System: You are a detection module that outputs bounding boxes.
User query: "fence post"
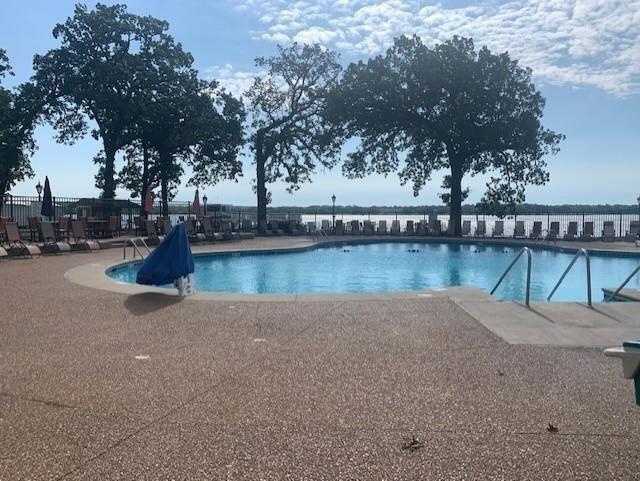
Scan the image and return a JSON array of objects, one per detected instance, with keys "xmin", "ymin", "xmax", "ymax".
[
  {"xmin": 52, "ymin": 196, "xmax": 56, "ymax": 221},
  {"xmin": 620, "ymin": 213, "xmax": 623, "ymax": 239}
]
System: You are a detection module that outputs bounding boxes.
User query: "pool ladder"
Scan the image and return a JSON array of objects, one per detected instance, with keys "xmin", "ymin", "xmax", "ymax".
[
  {"xmin": 491, "ymin": 247, "xmax": 532, "ymax": 306},
  {"xmin": 606, "ymin": 262, "xmax": 640, "ymax": 301},
  {"xmin": 123, "ymin": 237, "xmax": 151, "ymax": 259},
  {"xmin": 547, "ymin": 248, "xmax": 592, "ymax": 306}
]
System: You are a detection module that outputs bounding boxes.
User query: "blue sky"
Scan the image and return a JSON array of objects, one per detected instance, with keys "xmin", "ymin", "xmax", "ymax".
[{"xmin": 1, "ymin": 0, "xmax": 639, "ymax": 206}]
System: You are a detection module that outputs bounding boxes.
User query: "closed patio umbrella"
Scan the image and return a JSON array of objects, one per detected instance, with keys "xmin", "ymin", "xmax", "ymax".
[
  {"xmin": 40, "ymin": 176, "xmax": 54, "ymax": 218},
  {"xmin": 192, "ymin": 189, "xmax": 202, "ymax": 216}
]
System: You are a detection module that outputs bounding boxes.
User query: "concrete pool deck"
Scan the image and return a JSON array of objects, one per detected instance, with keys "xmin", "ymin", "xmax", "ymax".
[{"xmin": 2, "ymin": 236, "xmax": 640, "ymax": 479}]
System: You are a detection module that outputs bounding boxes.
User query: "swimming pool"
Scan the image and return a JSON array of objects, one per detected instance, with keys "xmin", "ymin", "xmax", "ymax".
[{"xmin": 107, "ymin": 242, "xmax": 640, "ymax": 301}]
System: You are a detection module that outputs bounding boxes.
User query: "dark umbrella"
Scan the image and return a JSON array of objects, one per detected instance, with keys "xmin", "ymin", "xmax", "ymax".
[{"xmin": 40, "ymin": 176, "xmax": 54, "ymax": 218}]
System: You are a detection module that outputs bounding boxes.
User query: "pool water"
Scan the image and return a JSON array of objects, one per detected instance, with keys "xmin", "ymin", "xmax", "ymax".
[{"xmin": 108, "ymin": 242, "xmax": 640, "ymax": 301}]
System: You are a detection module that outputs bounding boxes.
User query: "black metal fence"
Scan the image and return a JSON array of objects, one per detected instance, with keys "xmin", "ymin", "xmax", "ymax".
[{"xmin": 2, "ymin": 194, "xmax": 639, "ymax": 239}]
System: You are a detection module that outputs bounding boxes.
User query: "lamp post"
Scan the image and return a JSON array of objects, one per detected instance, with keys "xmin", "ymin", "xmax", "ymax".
[
  {"xmin": 331, "ymin": 194, "xmax": 336, "ymax": 232},
  {"xmin": 203, "ymin": 194, "xmax": 208, "ymax": 216},
  {"xmin": 36, "ymin": 180, "xmax": 43, "ymax": 202}
]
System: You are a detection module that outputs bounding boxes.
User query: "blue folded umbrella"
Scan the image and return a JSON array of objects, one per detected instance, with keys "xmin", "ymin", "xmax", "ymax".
[{"xmin": 136, "ymin": 222, "xmax": 195, "ymax": 286}]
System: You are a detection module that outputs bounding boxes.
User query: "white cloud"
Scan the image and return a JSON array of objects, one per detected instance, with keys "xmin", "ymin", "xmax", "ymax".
[
  {"xmin": 203, "ymin": 64, "xmax": 260, "ymax": 98},
  {"xmin": 226, "ymin": 0, "xmax": 640, "ymax": 96}
]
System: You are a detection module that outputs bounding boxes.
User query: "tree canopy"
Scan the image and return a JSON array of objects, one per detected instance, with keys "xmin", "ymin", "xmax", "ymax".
[
  {"xmin": 246, "ymin": 43, "xmax": 343, "ymax": 230},
  {"xmin": 32, "ymin": 2, "xmax": 194, "ymax": 199},
  {"xmin": 0, "ymin": 50, "xmax": 39, "ymax": 207},
  {"xmin": 327, "ymin": 35, "xmax": 564, "ymax": 234}
]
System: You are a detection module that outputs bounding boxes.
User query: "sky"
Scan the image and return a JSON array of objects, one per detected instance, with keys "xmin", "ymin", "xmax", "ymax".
[{"xmin": 1, "ymin": 0, "xmax": 639, "ymax": 206}]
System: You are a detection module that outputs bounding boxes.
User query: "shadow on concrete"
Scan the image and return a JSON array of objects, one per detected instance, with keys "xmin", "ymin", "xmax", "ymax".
[{"xmin": 124, "ymin": 292, "xmax": 184, "ymax": 316}]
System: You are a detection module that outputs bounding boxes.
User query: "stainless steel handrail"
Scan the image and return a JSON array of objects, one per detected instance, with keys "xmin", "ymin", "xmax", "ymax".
[
  {"xmin": 490, "ymin": 247, "xmax": 532, "ymax": 306},
  {"xmin": 547, "ymin": 248, "xmax": 592, "ymax": 306},
  {"xmin": 123, "ymin": 237, "xmax": 151, "ymax": 260},
  {"xmin": 608, "ymin": 264, "xmax": 640, "ymax": 301}
]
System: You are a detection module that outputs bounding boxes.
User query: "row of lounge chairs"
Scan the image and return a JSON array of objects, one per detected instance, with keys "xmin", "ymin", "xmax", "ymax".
[{"xmin": 0, "ymin": 219, "xmax": 99, "ymax": 257}]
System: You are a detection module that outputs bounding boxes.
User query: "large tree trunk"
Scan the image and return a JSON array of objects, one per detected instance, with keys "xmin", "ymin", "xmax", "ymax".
[
  {"xmin": 140, "ymin": 145, "xmax": 150, "ymax": 218},
  {"xmin": 102, "ymin": 145, "xmax": 117, "ymax": 199},
  {"xmin": 159, "ymin": 150, "xmax": 171, "ymax": 217},
  {"xmin": 255, "ymin": 130, "xmax": 268, "ymax": 234},
  {"xmin": 449, "ymin": 161, "xmax": 463, "ymax": 236}
]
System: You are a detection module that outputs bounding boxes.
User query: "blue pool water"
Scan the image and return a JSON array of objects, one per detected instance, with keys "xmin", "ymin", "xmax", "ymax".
[{"xmin": 107, "ymin": 242, "xmax": 640, "ymax": 301}]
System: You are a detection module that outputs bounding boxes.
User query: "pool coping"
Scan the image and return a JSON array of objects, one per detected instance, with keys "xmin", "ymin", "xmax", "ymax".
[{"xmin": 64, "ymin": 236, "xmax": 640, "ymax": 302}]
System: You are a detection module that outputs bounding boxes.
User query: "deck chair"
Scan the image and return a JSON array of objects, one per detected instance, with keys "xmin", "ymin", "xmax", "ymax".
[
  {"xmin": 39, "ymin": 221, "xmax": 64, "ymax": 254},
  {"xmin": 241, "ymin": 219, "xmax": 253, "ymax": 232},
  {"xmin": 529, "ymin": 221, "xmax": 542, "ymax": 240},
  {"xmin": 564, "ymin": 221, "xmax": 578, "ymax": 240},
  {"xmin": 391, "ymin": 220, "xmax": 401, "ymax": 234},
  {"xmin": 431, "ymin": 220, "xmax": 442, "ymax": 236},
  {"xmin": 427, "ymin": 214, "xmax": 438, "ymax": 235},
  {"xmin": 475, "ymin": 220, "xmax": 486, "ymax": 237},
  {"xmin": 27, "ymin": 216, "xmax": 40, "ymax": 241},
  {"xmin": 107, "ymin": 216, "xmax": 121, "ymax": 238},
  {"xmin": 363, "ymin": 220, "xmax": 374, "ymax": 235},
  {"xmin": 405, "ymin": 220, "xmax": 414, "ymax": 235},
  {"xmin": 546, "ymin": 221, "xmax": 560, "ymax": 241},
  {"xmin": 307, "ymin": 222, "xmax": 317, "ymax": 234},
  {"xmin": 625, "ymin": 221, "xmax": 640, "ymax": 242},
  {"xmin": 462, "ymin": 220, "xmax": 471, "ymax": 236},
  {"xmin": 4, "ymin": 222, "xmax": 34, "ymax": 257},
  {"xmin": 268, "ymin": 221, "xmax": 283, "ymax": 235},
  {"xmin": 602, "ymin": 221, "xmax": 615, "ymax": 242},
  {"xmin": 133, "ymin": 216, "xmax": 143, "ymax": 236},
  {"xmin": 350, "ymin": 220, "xmax": 360, "ymax": 234},
  {"xmin": 335, "ymin": 219, "xmax": 344, "ymax": 235},
  {"xmin": 320, "ymin": 220, "xmax": 330, "ymax": 233},
  {"xmin": 288, "ymin": 220, "xmax": 300, "ymax": 235},
  {"xmin": 580, "ymin": 221, "xmax": 594, "ymax": 241},
  {"xmin": 161, "ymin": 218, "xmax": 172, "ymax": 236},
  {"xmin": 415, "ymin": 221, "xmax": 427, "ymax": 235},
  {"xmin": 201, "ymin": 217, "xmax": 219, "ymax": 242},
  {"xmin": 184, "ymin": 218, "xmax": 204, "ymax": 243},
  {"xmin": 514, "ymin": 220, "xmax": 525, "ymax": 238},
  {"xmin": 70, "ymin": 220, "xmax": 91, "ymax": 251},
  {"xmin": 378, "ymin": 220, "xmax": 387, "ymax": 234},
  {"xmin": 492, "ymin": 220, "xmax": 504, "ymax": 237},
  {"xmin": 144, "ymin": 219, "xmax": 161, "ymax": 244}
]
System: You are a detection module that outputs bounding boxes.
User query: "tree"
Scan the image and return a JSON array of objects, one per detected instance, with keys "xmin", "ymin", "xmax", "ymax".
[
  {"xmin": 327, "ymin": 35, "xmax": 564, "ymax": 235},
  {"xmin": 32, "ymin": 3, "xmax": 193, "ymax": 198},
  {"xmin": 246, "ymin": 43, "xmax": 343, "ymax": 232},
  {"xmin": 0, "ymin": 50, "xmax": 39, "ymax": 208}
]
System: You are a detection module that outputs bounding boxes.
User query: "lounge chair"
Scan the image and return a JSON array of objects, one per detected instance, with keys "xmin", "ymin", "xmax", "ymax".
[
  {"xmin": 351, "ymin": 220, "xmax": 360, "ymax": 234},
  {"xmin": 107, "ymin": 216, "xmax": 121, "ymax": 238},
  {"xmin": 268, "ymin": 221, "xmax": 283, "ymax": 235},
  {"xmin": 133, "ymin": 216, "xmax": 143, "ymax": 236},
  {"xmin": 201, "ymin": 217, "xmax": 220, "ymax": 242},
  {"xmin": 462, "ymin": 220, "xmax": 471, "ymax": 236},
  {"xmin": 391, "ymin": 220, "xmax": 401, "ymax": 234},
  {"xmin": 363, "ymin": 220, "xmax": 374, "ymax": 235},
  {"xmin": 529, "ymin": 221, "xmax": 542, "ymax": 240},
  {"xmin": 625, "ymin": 221, "xmax": 640, "ymax": 242},
  {"xmin": 602, "ymin": 221, "xmax": 615, "ymax": 242},
  {"xmin": 427, "ymin": 214, "xmax": 438, "ymax": 235},
  {"xmin": 184, "ymin": 218, "xmax": 205, "ymax": 243},
  {"xmin": 580, "ymin": 221, "xmax": 594, "ymax": 241},
  {"xmin": 144, "ymin": 219, "xmax": 161, "ymax": 244},
  {"xmin": 415, "ymin": 221, "xmax": 427, "ymax": 235},
  {"xmin": 475, "ymin": 220, "xmax": 486, "ymax": 237},
  {"xmin": 492, "ymin": 220, "xmax": 504, "ymax": 237},
  {"xmin": 27, "ymin": 216, "xmax": 40, "ymax": 241},
  {"xmin": 161, "ymin": 218, "xmax": 172, "ymax": 236},
  {"xmin": 335, "ymin": 219, "xmax": 344, "ymax": 235},
  {"xmin": 320, "ymin": 220, "xmax": 330, "ymax": 233},
  {"xmin": 307, "ymin": 222, "xmax": 317, "ymax": 235},
  {"xmin": 378, "ymin": 220, "xmax": 387, "ymax": 234},
  {"xmin": 564, "ymin": 222, "xmax": 578, "ymax": 241},
  {"xmin": 432, "ymin": 220, "xmax": 443, "ymax": 236},
  {"xmin": 241, "ymin": 219, "xmax": 254, "ymax": 233},
  {"xmin": 546, "ymin": 221, "xmax": 560, "ymax": 241},
  {"xmin": 39, "ymin": 221, "xmax": 67, "ymax": 254},
  {"xmin": 3, "ymin": 222, "xmax": 35, "ymax": 257},
  {"xmin": 514, "ymin": 220, "xmax": 525, "ymax": 238},
  {"xmin": 70, "ymin": 220, "xmax": 93, "ymax": 251},
  {"xmin": 405, "ymin": 220, "xmax": 414, "ymax": 235}
]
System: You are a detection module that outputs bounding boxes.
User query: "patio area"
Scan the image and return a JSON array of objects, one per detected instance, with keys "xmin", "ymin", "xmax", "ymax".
[{"xmin": 1, "ymin": 242, "xmax": 639, "ymax": 480}]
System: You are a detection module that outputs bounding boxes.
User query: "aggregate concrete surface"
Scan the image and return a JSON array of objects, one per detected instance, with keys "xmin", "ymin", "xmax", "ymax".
[{"xmin": 1, "ymin": 245, "xmax": 638, "ymax": 480}]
